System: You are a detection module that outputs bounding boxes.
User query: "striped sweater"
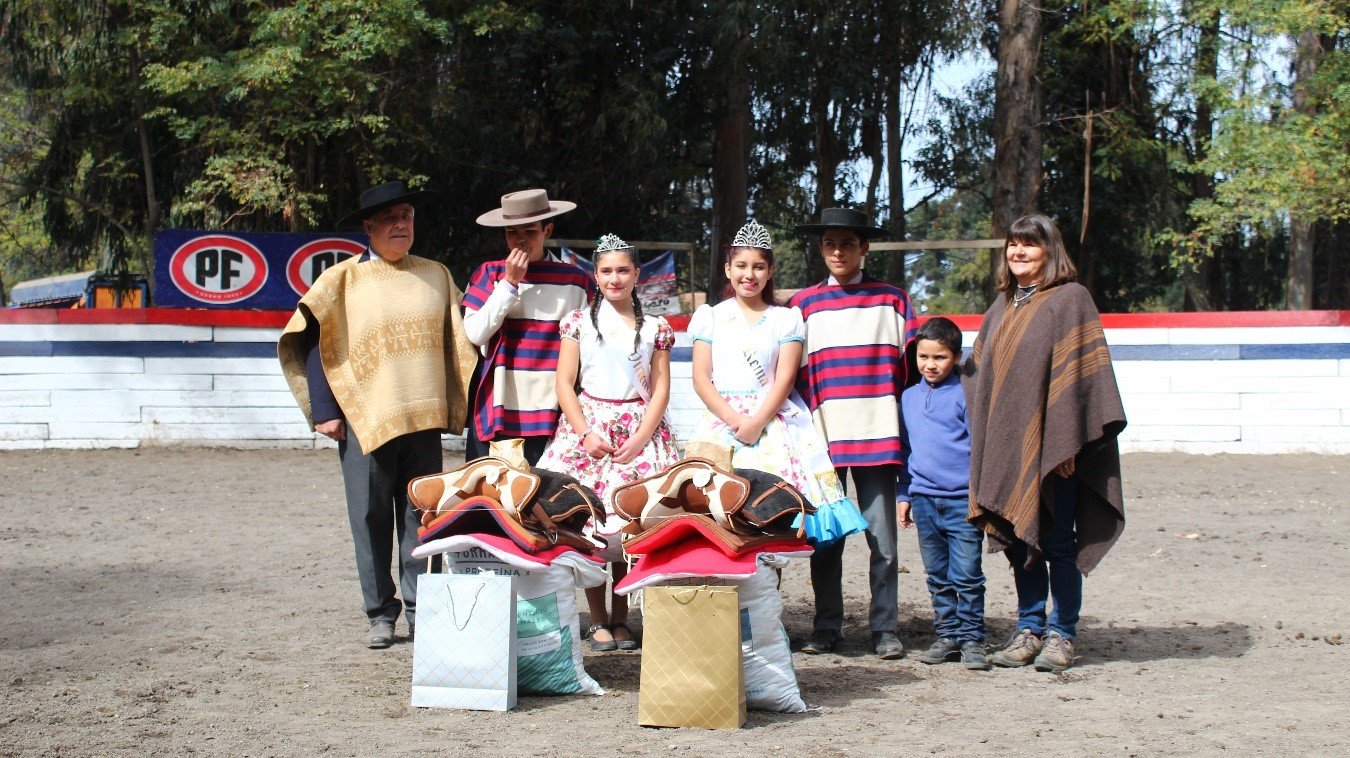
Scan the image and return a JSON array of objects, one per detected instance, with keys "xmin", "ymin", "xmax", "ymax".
[
  {"xmin": 789, "ymin": 274, "xmax": 920, "ymax": 467},
  {"xmin": 463, "ymin": 259, "xmax": 593, "ymax": 440}
]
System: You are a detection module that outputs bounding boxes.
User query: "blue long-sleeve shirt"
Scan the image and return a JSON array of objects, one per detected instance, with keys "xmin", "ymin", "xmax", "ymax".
[{"xmin": 898, "ymin": 372, "xmax": 971, "ymax": 500}]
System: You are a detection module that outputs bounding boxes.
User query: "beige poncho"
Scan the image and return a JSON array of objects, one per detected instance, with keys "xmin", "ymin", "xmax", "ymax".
[
  {"xmin": 278, "ymin": 254, "xmax": 477, "ymax": 454},
  {"xmin": 963, "ymin": 282, "xmax": 1127, "ymax": 574}
]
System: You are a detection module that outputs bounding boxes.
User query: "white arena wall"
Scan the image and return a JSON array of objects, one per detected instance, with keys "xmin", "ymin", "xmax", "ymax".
[{"xmin": 2, "ymin": 309, "xmax": 1348, "ymax": 454}]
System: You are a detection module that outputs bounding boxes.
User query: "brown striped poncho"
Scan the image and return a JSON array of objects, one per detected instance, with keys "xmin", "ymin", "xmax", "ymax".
[{"xmin": 962, "ymin": 282, "xmax": 1127, "ymax": 574}]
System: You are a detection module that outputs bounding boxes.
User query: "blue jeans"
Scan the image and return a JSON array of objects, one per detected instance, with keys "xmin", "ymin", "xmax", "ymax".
[
  {"xmin": 1005, "ymin": 475, "xmax": 1081, "ymax": 639},
  {"xmin": 912, "ymin": 494, "xmax": 985, "ymax": 642}
]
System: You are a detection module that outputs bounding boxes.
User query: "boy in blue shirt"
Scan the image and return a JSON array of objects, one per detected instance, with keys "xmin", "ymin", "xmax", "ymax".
[{"xmin": 897, "ymin": 317, "xmax": 990, "ymax": 670}]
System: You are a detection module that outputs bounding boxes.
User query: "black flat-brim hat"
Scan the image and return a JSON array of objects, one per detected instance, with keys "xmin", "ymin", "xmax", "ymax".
[
  {"xmin": 793, "ymin": 207, "xmax": 890, "ymax": 240},
  {"xmin": 336, "ymin": 181, "xmax": 437, "ymax": 229}
]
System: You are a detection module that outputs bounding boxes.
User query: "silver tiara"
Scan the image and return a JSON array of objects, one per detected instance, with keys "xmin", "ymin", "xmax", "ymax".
[
  {"xmin": 594, "ymin": 233, "xmax": 633, "ymax": 253},
  {"xmin": 732, "ymin": 219, "xmax": 772, "ymax": 250}
]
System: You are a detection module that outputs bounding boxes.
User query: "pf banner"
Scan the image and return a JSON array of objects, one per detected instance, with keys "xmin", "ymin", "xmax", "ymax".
[
  {"xmin": 154, "ymin": 229, "xmax": 368, "ymax": 309},
  {"xmin": 558, "ymin": 248, "xmax": 679, "ymax": 315}
]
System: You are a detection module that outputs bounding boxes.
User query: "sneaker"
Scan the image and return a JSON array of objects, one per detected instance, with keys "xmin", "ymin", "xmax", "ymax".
[
  {"xmin": 915, "ymin": 638, "xmax": 961, "ymax": 665},
  {"xmin": 871, "ymin": 631, "xmax": 905, "ymax": 660},
  {"xmin": 961, "ymin": 641, "xmax": 992, "ymax": 670},
  {"xmin": 368, "ymin": 621, "xmax": 395, "ymax": 649},
  {"xmin": 800, "ymin": 629, "xmax": 841, "ymax": 654},
  {"xmin": 990, "ymin": 629, "xmax": 1043, "ymax": 667},
  {"xmin": 1034, "ymin": 632, "xmax": 1075, "ymax": 673}
]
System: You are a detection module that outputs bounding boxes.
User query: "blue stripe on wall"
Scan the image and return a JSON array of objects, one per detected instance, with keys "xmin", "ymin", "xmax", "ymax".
[
  {"xmin": 1107, "ymin": 344, "xmax": 1241, "ymax": 361},
  {"xmin": 0, "ymin": 343, "xmax": 53, "ymax": 357},
  {"xmin": 1239, "ymin": 343, "xmax": 1350, "ymax": 360},
  {"xmin": 0, "ymin": 341, "xmax": 278, "ymax": 358}
]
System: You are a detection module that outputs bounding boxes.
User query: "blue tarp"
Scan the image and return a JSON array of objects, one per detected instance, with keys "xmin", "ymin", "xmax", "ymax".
[{"xmin": 8, "ymin": 271, "xmax": 97, "ymax": 308}]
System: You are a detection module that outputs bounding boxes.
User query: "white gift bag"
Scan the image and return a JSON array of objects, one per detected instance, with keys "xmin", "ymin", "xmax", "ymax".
[
  {"xmin": 447, "ymin": 550, "xmax": 605, "ymax": 695},
  {"xmin": 411, "ymin": 571, "xmax": 518, "ymax": 711}
]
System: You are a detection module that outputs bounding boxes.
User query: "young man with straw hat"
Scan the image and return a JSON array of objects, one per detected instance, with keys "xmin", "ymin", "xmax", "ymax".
[
  {"xmin": 788, "ymin": 207, "xmax": 920, "ymax": 660},
  {"xmin": 278, "ymin": 181, "xmax": 477, "ymax": 649},
  {"xmin": 463, "ymin": 189, "xmax": 594, "ymax": 463}
]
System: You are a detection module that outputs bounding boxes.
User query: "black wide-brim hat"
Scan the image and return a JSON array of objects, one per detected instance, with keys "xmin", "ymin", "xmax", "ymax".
[
  {"xmin": 793, "ymin": 207, "xmax": 890, "ymax": 240},
  {"xmin": 336, "ymin": 180, "xmax": 437, "ymax": 229}
]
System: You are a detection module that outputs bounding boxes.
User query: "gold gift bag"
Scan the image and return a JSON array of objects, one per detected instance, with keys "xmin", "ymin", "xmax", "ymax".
[
  {"xmin": 638, "ymin": 586, "xmax": 746, "ymax": 729},
  {"xmin": 683, "ymin": 440, "xmax": 733, "ymax": 470}
]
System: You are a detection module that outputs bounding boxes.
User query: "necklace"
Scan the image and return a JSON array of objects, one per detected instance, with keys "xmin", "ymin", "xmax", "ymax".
[{"xmin": 1013, "ymin": 283, "xmax": 1038, "ymax": 308}]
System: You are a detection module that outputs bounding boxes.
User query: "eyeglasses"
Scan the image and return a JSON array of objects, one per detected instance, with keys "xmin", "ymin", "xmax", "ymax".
[{"xmin": 821, "ymin": 239, "xmax": 860, "ymax": 253}]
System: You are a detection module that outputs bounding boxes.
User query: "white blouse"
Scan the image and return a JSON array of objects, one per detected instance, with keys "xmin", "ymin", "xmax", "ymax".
[
  {"xmin": 561, "ymin": 301, "xmax": 674, "ymax": 401},
  {"xmin": 688, "ymin": 300, "xmax": 808, "ymax": 414}
]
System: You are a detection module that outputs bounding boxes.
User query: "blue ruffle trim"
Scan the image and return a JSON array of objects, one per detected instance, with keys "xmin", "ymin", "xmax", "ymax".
[{"xmin": 793, "ymin": 497, "xmax": 868, "ymax": 548}]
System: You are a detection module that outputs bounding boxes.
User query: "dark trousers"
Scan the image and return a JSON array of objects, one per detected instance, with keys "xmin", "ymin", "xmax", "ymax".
[
  {"xmin": 810, "ymin": 465, "xmax": 900, "ymax": 633},
  {"xmin": 1006, "ymin": 475, "xmax": 1082, "ymax": 639},
  {"xmin": 337, "ymin": 428, "xmax": 443, "ymax": 626}
]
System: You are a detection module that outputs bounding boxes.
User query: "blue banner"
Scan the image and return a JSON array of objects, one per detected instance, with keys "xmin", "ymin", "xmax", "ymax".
[{"xmin": 154, "ymin": 229, "xmax": 368, "ymax": 309}]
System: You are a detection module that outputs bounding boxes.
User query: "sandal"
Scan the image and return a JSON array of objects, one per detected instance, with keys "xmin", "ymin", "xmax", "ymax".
[
  {"xmin": 586, "ymin": 624, "xmax": 617, "ymax": 652},
  {"xmin": 611, "ymin": 622, "xmax": 639, "ymax": 651}
]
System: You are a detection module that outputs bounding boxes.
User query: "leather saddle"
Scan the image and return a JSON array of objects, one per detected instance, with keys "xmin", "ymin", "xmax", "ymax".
[
  {"xmin": 408, "ymin": 457, "xmax": 604, "ymax": 554},
  {"xmin": 611, "ymin": 458, "xmax": 813, "ymax": 557},
  {"xmin": 409, "ymin": 456, "xmax": 540, "ymax": 527}
]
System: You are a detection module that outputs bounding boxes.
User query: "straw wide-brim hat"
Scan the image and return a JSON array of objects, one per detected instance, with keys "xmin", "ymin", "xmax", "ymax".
[
  {"xmin": 336, "ymin": 180, "xmax": 436, "ymax": 229},
  {"xmin": 793, "ymin": 207, "xmax": 890, "ymax": 240},
  {"xmin": 476, "ymin": 189, "xmax": 577, "ymax": 227}
]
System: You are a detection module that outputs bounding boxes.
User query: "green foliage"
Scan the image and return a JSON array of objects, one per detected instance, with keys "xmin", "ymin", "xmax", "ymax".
[{"xmin": 5, "ymin": 0, "xmax": 1345, "ymax": 310}]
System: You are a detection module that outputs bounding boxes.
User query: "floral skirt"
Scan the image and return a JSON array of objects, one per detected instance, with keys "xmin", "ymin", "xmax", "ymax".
[
  {"xmin": 689, "ymin": 394, "xmax": 866, "ymax": 547},
  {"xmin": 536, "ymin": 392, "xmax": 681, "ymax": 549}
]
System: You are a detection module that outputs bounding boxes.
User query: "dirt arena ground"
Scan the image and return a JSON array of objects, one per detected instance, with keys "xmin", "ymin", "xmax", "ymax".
[{"xmin": 1, "ymin": 449, "xmax": 1346, "ymax": 756}]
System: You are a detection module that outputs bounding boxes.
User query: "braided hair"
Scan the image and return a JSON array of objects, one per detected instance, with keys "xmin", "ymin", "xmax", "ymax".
[
  {"xmin": 590, "ymin": 246, "xmax": 644, "ymax": 356},
  {"xmin": 630, "ymin": 288, "xmax": 645, "ymax": 358}
]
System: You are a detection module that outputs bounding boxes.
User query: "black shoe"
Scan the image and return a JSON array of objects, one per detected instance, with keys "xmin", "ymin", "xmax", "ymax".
[
  {"xmin": 961, "ymin": 641, "xmax": 991, "ymax": 670},
  {"xmin": 586, "ymin": 624, "xmax": 617, "ymax": 652},
  {"xmin": 407, "ymin": 622, "xmax": 415, "ymax": 642},
  {"xmin": 800, "ymin": 629, "xmax": 841, "ymax": 654},
  {"xmin": 916, "ymin": 637, "xmax": 961, "ymax": 665},
  {"xmin": 368, "ymin": 621, "xmax": 395, "ymax": 649},
  {"xmin": 871, "ymin": 631, "xmax": 905, "ymax": 660},
  {"xmin": 611, "ymin": 622, "xmax": 639, "ymax": 651}
]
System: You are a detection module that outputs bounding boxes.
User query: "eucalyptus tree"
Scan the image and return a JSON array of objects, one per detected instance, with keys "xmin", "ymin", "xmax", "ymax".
[{"xmin": 1179, "ymin": 0, "xmax": 1350, "ymax": 309}]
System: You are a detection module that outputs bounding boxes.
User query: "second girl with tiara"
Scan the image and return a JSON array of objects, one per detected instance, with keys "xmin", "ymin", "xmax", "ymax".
[{"xmin": 686, "ymin": 220, "xmax": 867, "ymax": 546}]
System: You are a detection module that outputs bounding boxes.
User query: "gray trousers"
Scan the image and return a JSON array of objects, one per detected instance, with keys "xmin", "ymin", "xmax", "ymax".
[
  {"xmin": 337, "ymin": 428, "xmax": 442, "ymax": 626},
  {"xmin": 809, "ymin": 465, "xmax": 900, "ymax": 633}
]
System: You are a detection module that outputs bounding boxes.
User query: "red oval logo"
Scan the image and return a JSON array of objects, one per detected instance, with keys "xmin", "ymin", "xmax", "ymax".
[
  {"xmin": 287, "ymin": 238, "xmax": 366, "ymax": 296},
  {"xmin": 168, "ymin": 235, "xmax": 268, "ymax": 304}
]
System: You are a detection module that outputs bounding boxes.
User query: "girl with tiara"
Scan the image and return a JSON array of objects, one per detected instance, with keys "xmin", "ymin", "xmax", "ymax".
[
  {"xmin": 536, "ymin": 234, "xmax": 680, "ymax": 652},
  {"xmin": 687, "ymin": 220, "xmax": 867, "ymax": 547}
]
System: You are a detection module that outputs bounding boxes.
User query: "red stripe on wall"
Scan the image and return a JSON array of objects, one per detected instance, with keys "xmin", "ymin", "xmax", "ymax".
[{"xmin": 1, "ymin": 309, "xmax": 1346, "ymax": 330}]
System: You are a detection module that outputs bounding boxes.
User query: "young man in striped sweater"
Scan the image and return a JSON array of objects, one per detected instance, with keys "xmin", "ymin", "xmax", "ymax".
[
  {"xmin": 788, "ymin": 207, "xmax": 920, "ymax": 659},
  {"xmin": 464, "ymin": 190, "xmax": 594, "ymax": 463}
]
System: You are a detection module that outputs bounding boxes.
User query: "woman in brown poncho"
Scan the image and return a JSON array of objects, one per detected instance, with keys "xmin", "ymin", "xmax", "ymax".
[{"xmin": 962, "ymin": 213, "xmax": 1127, "ymax": 673}]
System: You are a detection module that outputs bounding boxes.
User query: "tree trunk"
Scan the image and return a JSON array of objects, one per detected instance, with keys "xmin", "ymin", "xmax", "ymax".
[
  {"xmin": 1287, "ymin": 30, "xmax": 1327, "ymax": 310},
  {"xmin": 990, "ymin": 0, "xmax": 1044, "ymax": 299},
  {"xmin": 132, "ymin": 46, "xmax": 159, "ymax": 295},
  {"xmin": 1182, "ymin": 8, "xmax": 1220, "ymax": 311},
  {"xmin": 810, "ymin": 92, "xmax": 842, "ymax": 284},
  {"xmin": 882, "ymin": 6, "xmax": 907, "ymax": 288},
  {"xmin": 709, "ymin": 32, "xmax": 750, "ymax": 304}
]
